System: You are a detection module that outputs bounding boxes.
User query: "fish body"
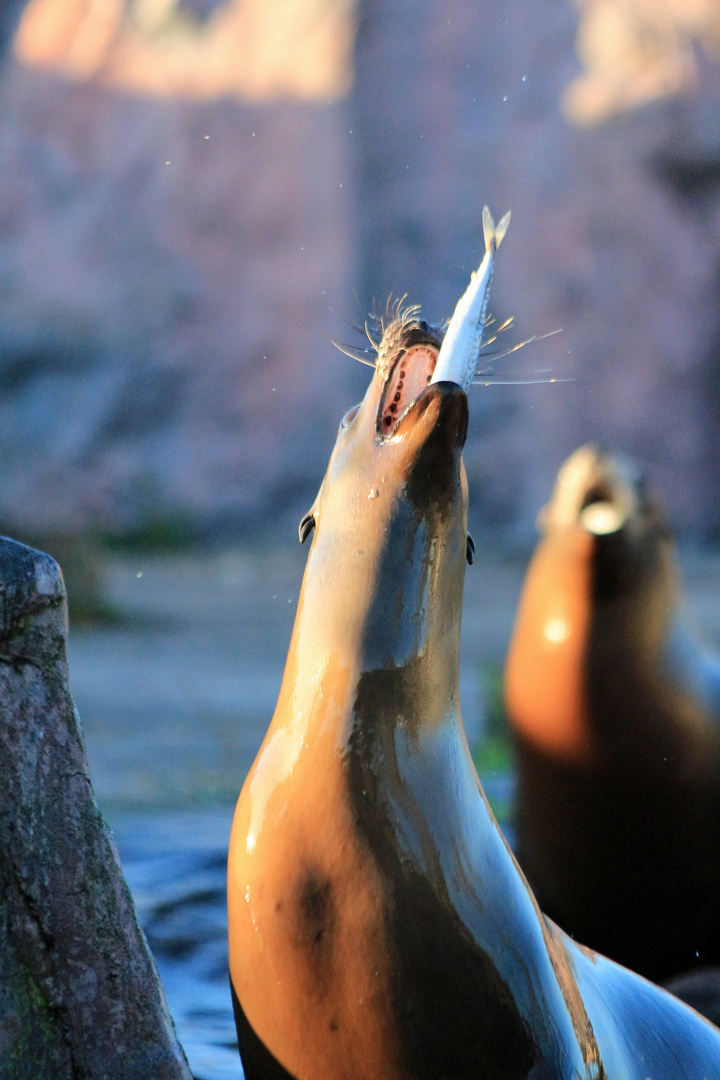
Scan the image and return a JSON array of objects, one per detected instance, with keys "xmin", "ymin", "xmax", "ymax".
[{"xmin": 430, "ymin": 206, "xmax": 510, "ymax": 392}]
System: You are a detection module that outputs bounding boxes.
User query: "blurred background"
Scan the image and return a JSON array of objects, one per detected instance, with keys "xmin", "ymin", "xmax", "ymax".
[{"xmin": 3, "ymin": 0, "xmax": 720, "ymax": 1075}]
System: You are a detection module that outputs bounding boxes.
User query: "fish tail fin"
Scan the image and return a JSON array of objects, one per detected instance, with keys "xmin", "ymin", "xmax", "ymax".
[{"xmin": 482, "ymin": 205, "xmax": 512, "ymax": 252}]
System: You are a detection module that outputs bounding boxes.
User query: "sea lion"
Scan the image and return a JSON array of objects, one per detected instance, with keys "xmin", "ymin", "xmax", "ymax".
[
  {"xmin": 227, "ymin": 282, "xmax": 720, "ymax": 1076},
  {"xmin": 505, "ymin": 444, "xmax": 720, "ymax": 986}
]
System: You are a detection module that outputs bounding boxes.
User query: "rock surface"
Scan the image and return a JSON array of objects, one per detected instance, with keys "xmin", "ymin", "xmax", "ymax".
[{"xmin": 0, "ymin": 536, "xmax": 191, "ymax": 1079}]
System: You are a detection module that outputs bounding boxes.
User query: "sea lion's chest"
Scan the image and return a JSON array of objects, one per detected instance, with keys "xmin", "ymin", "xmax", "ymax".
[{"xmin": 228, "ymin": 709, "xmax": 402, "ymax": 1080}]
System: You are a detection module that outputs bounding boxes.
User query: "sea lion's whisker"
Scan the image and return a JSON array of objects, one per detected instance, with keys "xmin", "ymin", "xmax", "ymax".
[
  {"xmin": 330, "ymin": 339, "xmax": 377, "ymax": 366},
  {"xmin": 474, "ymin": 327, "xmax": 563, "ymax": 371}
]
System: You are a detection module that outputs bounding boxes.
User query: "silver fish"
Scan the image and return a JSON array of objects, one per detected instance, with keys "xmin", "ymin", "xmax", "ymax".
[{"xmin": 430, "ymin": 205, "xmax": 510, "ymax": 392}]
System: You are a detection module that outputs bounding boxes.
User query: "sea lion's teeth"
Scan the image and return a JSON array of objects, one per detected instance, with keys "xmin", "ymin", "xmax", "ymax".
[
  {"xmin": 379, "ymin": 344, "xmax": 438, "ymax": 434},
  {"xmin": 430, "ymin": 205, "xmax": 510, "ymax": 393}
]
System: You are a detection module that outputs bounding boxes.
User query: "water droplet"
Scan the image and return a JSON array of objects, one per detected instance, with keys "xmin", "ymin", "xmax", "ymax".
[
  {"xmin": 136, "ymin": 571, "xmax": 143, "ymax": 579},
  {"xmin": 521, "ymin": 75, "xmax": 527, "ymax": 82},
  {"xmin": 368, "ymin": 489, "xmax": 380, "ymax": 500},
  {"xmin": 204, "ymin": 134, "xmax": 210, "ymax": 139},
  {"xmin": 502, "ymin": 95, "xmax": 508, "ymax": 102}
]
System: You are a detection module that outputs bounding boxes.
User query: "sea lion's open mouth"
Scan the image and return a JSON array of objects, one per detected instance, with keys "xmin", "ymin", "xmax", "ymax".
[
  {"xmin": 377, "ymin": 343, "xmax": 439, "ymax": 437},
  {"xmin": 539, "ymin": 445, "xmax": 640, "ymax": 536},
  {"xmin": 579, "ymin": 482, "xmax": 624, "ymax": 535},
  {"xmin": 577, "ymin": 473, "xmax": 637, "ymax": 536}
]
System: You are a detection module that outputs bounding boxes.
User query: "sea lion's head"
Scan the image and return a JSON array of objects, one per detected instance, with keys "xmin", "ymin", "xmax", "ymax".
[
  {"xmin": 537, "ymin": 444, "xmax": 674, "ymax": 608},
  {"xmin": 297, "ymin": 308, "xmax": 469, "ymax": 676}
]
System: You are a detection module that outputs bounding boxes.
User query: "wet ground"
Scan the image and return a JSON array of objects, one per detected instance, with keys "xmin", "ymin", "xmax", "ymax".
[{"xmin": 66, "ymin": 543, "xmax": 720, "ymax": 1079}]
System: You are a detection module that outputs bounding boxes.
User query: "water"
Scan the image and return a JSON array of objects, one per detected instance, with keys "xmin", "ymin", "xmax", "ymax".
[{"xmin": 111, "ymin": 810, "xmax": 241, "ymax": 1080}]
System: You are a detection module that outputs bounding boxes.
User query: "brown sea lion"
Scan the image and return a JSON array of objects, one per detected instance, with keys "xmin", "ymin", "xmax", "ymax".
[
  {"xmin": 227, "ymin": 317, "xmax": 720, "ymax": 1078},
  {"xmin": 505, "ymin": 444, "xmax": 720, "ymax": 986}
]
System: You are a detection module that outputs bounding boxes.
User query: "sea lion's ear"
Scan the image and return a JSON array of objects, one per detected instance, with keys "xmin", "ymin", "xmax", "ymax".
[
  {"xmin": 299, "ymin": 510, "xmax": 316, "ymax": 545},
  {"xmin": 299, "ymin": 486, "xmax": 323, "ymax": 545},
  {"xmin": 466, "ymin": 534, "xmax": 475, "ymax": 566}
]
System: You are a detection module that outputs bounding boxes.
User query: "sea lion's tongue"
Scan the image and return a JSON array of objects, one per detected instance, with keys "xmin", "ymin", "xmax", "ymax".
[{"xmin": 379, "ymin": 344, "xmax": 438, "ymax": 434}]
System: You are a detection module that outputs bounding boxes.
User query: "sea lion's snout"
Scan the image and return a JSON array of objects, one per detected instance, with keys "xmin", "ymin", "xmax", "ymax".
[
  {"xmin": 410, "ymin": 379, "xmax": 469, "ymax": 452},
  {"xmin": 371, "ymin": 317, "xmax": 469, "ymax": 460},
  {"xmin": 373, "ymin": 317, "xmax": 445, "ymax": 439},
  {"xmin": 538, "ymin": 444, "xmax": 641, "ymax": 537}
]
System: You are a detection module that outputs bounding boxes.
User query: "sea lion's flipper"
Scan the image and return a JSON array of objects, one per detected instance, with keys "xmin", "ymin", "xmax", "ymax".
[{"xmin": 230, "ymin": 978, "xmax": 299, "ymax": 1080}]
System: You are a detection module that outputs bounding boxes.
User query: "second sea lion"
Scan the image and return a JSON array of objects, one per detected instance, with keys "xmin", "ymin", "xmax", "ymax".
[{"xmin": 505, "ymin": 444, "xmax": 720, "ymax": 985}]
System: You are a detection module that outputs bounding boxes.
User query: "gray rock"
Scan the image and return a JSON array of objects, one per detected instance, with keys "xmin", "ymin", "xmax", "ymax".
[{"xmin": 0, "ymin": 537, "xmax": 192, "ymax": 1080}]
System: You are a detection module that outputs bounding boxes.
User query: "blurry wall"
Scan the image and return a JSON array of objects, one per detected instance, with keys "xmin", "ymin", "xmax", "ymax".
[
  {"xmin": 0, "ymin": 0, "xmax": 362, "ymax": 541},
  {"xmin": 1, "ymin": 0, "xmax": 720, "ymax": 545},
  {"xmin": 352, "ymin": 0, "xmax": 720, "ymax": 542}
]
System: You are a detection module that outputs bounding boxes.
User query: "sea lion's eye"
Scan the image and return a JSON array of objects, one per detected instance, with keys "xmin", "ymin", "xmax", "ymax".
[{"xmin": 339, "ymin": 404, "xmax": 361, "ymax": 433}]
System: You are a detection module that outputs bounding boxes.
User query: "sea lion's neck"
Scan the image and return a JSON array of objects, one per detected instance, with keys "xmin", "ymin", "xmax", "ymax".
[
  {"xmin": 279, "ymin": 491, "xmax": 466, "ymax": 745},
  {"xmin": 505, "ymin": 525, "xmax": 594, "ymax": 763}
]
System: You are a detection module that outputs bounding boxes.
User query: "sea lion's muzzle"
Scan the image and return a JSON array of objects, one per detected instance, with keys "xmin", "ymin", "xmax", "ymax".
[
  {"xmin": 537, "ymin": 444, "xmax": 642, "ymax": 537},
  {"xmin": 373, "ymin": 326, "xmax": 468, "ymax": 457}
]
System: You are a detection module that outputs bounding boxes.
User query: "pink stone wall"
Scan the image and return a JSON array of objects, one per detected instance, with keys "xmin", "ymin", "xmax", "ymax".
[{"xmin": 1, "ymin": 0, "xmax": 720, "ymax": 542}]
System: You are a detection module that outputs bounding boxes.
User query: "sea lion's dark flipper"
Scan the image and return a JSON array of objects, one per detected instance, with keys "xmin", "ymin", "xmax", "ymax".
[{"xmin": 230, "ymin": 978, "xmax": 298, "ymax": 1080}]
